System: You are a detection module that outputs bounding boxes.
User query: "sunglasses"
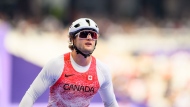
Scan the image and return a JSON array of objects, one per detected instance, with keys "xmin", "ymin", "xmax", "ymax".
[{"xmin": 76, "ymin": 30, "xmax": 98, "ymax": 40}]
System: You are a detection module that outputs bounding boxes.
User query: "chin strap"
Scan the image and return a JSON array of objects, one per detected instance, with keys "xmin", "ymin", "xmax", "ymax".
[
  {"xmin": 72, "ymin": 39, "xmax": 97, "ymax": 58},
  {"xmin": 73, "ymin": 45, "xmax": 92, "ymax": 58}
]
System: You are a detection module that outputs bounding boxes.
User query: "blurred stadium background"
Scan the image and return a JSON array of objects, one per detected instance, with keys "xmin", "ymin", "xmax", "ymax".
[{"xmin": 1, "ymin": 0, "xmax": 190, "ymax": 107}]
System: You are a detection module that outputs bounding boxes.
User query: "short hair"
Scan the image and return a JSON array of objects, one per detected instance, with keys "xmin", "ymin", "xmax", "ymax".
[{"xmin": 68, "ymin": 34, "xmax": 76, "ymax": 50}]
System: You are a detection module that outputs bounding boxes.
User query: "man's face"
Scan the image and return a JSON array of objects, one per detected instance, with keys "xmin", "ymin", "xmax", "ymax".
[{"xmin": 74, "ymin": 30, "xmax": 98, "ymax": 54}]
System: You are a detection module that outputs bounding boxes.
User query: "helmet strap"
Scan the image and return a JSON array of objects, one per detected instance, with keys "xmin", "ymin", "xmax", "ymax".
[
  {"xmin": 73, "ymin": 41, "xmax": 97, "ymax": 58},
  {"xmin": 73, "ymin": 45, "xmax": 91, "ymax": 58}
]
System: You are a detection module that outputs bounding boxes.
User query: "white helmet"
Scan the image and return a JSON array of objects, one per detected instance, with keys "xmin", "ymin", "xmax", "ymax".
[{"xmin": 69, "ymin": 18, "xmax": 99, "ymax": 36}]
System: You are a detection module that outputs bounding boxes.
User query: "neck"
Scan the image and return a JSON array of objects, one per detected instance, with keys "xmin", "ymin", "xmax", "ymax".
[{"xmin": 71, "ymin": 50, "xmax": 91, "ymax": 66}]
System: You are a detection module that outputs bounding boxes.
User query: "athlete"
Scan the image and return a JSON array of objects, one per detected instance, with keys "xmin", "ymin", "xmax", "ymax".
[{"xmin": 19, "ymin": 18, "xmax": 119, "ymax": 107}]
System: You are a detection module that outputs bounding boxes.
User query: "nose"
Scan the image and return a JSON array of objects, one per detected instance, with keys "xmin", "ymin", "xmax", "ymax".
[{"xmin": 87, "ymin": 33, "xmax": 92, "ymax": 39}]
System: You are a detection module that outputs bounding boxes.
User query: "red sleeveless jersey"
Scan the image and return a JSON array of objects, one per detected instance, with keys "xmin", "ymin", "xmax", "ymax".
[{"xmin": 47, "ymin": 53, "xmax": 100, "ymax": 107}]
